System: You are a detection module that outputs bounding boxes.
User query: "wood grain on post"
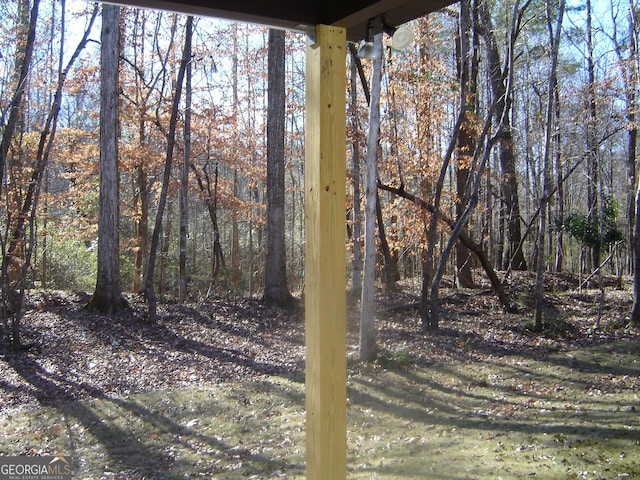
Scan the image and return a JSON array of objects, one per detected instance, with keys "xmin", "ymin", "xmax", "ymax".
[{"xmin": 304, "ymin": 24, "xmax": 347, "ymax": 480}]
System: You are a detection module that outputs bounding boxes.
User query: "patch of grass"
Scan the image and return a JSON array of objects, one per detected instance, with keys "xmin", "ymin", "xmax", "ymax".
[
  {"xmin": 520, "ymin": 313, "xmax": 576, "ymax": 338},
  {"xmin": 374, "ymin": 348, "xmax": 415, "ymax": 369},
  {"xmin": 602, "ymin": 316, "xmax": 637, "ymax": 332},
  {"xmin": 514, "ymin": 289, "xmax": 535, "ymax": 311},
  {"xmin": 2, "ymin": 339, "xmax": 640, "ymax": 479}
]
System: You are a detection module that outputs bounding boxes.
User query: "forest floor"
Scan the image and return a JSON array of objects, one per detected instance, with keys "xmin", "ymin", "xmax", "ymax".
[{"xmin": 0, "ymin": 271, "xmax": 639, "ymax": 479}]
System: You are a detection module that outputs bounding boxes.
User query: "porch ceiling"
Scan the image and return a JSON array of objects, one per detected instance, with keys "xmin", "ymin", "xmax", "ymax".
[{"xmin": 108, "ymin": 0, "xmax": 455, "ymax": 42}]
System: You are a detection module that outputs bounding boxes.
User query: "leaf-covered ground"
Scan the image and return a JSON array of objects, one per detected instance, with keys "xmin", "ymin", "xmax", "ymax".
[{"xmin": 1, "ymin": 272, "xmax": 639, "ymax": 478}]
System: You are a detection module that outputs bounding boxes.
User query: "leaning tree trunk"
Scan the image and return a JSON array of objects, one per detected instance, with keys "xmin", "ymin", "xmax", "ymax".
[
  {"xmin": 4, "ymin": 0, "xmax": 98, "ymax": 343},
  {"xmin": 378, "ymin": 181, "xmax": 514, "ymax": 312},
  {"xmin": 0, "ymin": 0, "xmax": 40, "ymax": 197},
  {"xmin": 8, "ymin": 3, "xmax": 98, "ymax": 268},
  {"xmin": 421, "ymin": 0, "xmax": 471, "ymax": 331},
  {"xmin": 1, "ymin": 0, "xmax": 39, "ymax": 347},
  {"xmin": 144, "ymin": 16, "xmax": 192, "ymax": 319}
]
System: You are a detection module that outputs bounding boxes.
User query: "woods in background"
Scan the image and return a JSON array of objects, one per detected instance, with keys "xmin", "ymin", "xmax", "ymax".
[{"xmin": 1, "ymin": 0, "xmax": 639, "ymax": 348}]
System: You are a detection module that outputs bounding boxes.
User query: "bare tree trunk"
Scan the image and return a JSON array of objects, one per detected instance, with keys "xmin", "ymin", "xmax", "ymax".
[
  {"xmin": 623, "ymin": 0, "xmax": 640, "ymax": 326},
  {"xmin": 159, "ymin": 201, "xmax": 172, "ymax": 297},
  {"xmin": 610, "ymin": 0, "xmax": 638, "ymax": 275},
  {"xmin": 231, "ymin": 169, "xmax": 240, "ymax": 288},
  {"xmin": 88, "ymin": 4, "xmax": 128, "ymax": 314},
  {"xmin": 179, "ymin": 18, "xmax": 193, "ymax": 303},
  {"xmin": 454, "ymin": 0, "xmax": 479, "ymax": 289},
  {"xmin": 478, "ymin": 0, "xmax": 527, "ymax": 271},
  {"xmin": 421, "ymin": 0, "xmax": 472, "ymax": 331},
  {"xmin": 134, "ymin": 167, "xmax": 149, "ymax": 293},
  {"xmin": 534, "ymin": 0, "xmax": 565, "ymax": 332},
  {"xmin": 0, "ymin": 0, "xmax": 40, "ymax": 196},
  {"xmin": 376, "ymin": 192, "xmax": 399, "ymax": 291},
  {"xmin": 144, "ymin": 16, "xmax": 192, "ymax": 319},
  {"xmin": 554, "ymin": 83, "xmax": 564, "ymax": 272},
  {"xmin": 230, "ymin": 27, "xmax": 240, "ymax": 290},
  {"xmin": 582, "ymin": 0, "xmax": 605, "ymax": 325},
  {"xmin": 130, "ymin": 11, "xmax": 152, "ymax": 294},
  {"xmin": 263, "ymin": 29, "xmax": 293, "ymax": 307},
  {"xmin": 360, "ymin": 32, "xmax": 383, "ymax": 363},
  {"xmin": 630, "ymin": 180, "xmax": 640, "ymax": 325},
  {"xmin": 585, "ymin": 0, "xmax": 599, "ymax": 271},
  {"xmin": 190, "ymin": 159, "xmax": 225, "ymax": 294},
  {"xmin": 455, "ymin": 166, "xmax": 474, "ymax": 287},
  {"xmin": 349, "ymin": 49, "xmax": 363, "ymax": 300},
  {"xmin": 628, "ymin": 4, "xmax": 639, "ymax": 276}
]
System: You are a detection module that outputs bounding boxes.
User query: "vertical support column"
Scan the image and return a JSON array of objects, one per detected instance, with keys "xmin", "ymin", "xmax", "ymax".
[{"xmin": 305, "ymin": 24, "xmax": 347, "ymax": 480}]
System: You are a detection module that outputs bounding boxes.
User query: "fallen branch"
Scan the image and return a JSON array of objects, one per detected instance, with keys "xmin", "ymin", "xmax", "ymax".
[{"xmin": 378, "ymin": 181, "xmax": 515, "ymax": 312}]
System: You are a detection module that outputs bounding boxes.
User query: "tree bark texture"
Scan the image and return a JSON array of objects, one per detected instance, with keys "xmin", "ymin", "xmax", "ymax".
[
  {"xmin": 88, "ymin": 4, "xmax": 127, "ymax": 314},
  {"xmin": 263, "ymin": 28, "xmax": 293, "ymax": 307},
  {"xmin": 349, "ymin": 49, "xmax": 363, "ymax": 300},
  {"xmin": 454, "ymin": 0, "xmax": 478, "ymax": 289},
  {"xmin": 179, "ymin": 18, "xmax": 193, "ymax": 303},
  {"xmin": 360, "ymin": 33, "xmax": 383, "ymax": 362},
  {"xmin": 376, "ymin": 191, "xmax": 399, "ymax": 291},
  {"xmin": 478, "ymin": 1, "xmax": 527, "ymax": 271}
]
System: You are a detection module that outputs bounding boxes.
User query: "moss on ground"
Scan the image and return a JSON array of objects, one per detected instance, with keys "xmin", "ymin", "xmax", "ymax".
[{"xmin": 2, "ymin": 338, "xmax": 639, "ymax": 479}]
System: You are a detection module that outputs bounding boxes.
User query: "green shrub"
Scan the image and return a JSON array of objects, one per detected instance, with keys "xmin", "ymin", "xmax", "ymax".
[
  {"xmin": 554, "ymin": 195, "xmax": 623, "ymax": 253},
  {"xmin": 42, "ymin": 232, "xmax": 97, "ymax": 291}
]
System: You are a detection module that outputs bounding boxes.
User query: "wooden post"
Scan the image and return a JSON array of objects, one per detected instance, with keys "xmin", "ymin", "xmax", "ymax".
[{"xmin": 305, "ymin": 24, "xmax": 347, "ymax": 480}]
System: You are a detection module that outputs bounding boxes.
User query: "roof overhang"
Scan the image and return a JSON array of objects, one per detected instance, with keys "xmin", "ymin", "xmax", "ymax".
[{"xmin": 108, "ymin": 0, "xmax": 456, "ymax": 42}]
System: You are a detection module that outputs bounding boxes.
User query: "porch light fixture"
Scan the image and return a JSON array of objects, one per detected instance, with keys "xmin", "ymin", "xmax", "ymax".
[
  {"xmin": 386, "ymin": 23, "xmax": 414, "ymax": 50},
  {"xmin": 357, "ymin": 19, "xmax": 382, "ymax": 59}
]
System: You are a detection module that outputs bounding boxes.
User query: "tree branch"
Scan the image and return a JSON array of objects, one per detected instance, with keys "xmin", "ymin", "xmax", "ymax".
[{"xmin": 377, "ymin": 181, "xmax": 515, "ymax": 311}]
